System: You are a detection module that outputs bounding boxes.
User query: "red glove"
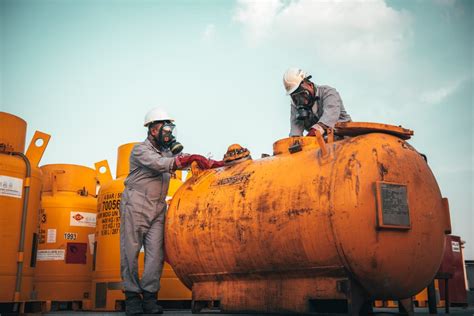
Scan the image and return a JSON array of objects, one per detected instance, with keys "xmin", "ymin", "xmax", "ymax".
[
  {"xmin": 306, "ymin": 124, "xmax": 325, "ymax": 136},
  {"xmin": 209, "ymin": 160, "xmax": 225, "ymax": 168},
  {"xmin": 174, "ymin": 154, "xmax": 212, "ymax": 170},
  {"xmin": 307, "ymin": 128, "xmax": 317, "ymax": 136}
]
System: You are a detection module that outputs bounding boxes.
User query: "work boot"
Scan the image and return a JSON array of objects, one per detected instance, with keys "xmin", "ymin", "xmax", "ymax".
[
  {"xmin": 124, "ymin": 291, "xmax": 144, "ymax": 316},
  {"xmin": 142, "ymin": 291, "xmax": 163, "ymax": 314}
]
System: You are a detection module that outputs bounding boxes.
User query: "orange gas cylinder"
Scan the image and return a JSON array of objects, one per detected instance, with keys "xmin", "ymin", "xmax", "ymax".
[
  {"xmin": 0, "ymin": 112, "xmax": 50, "ymax": 304},
  {"xmin": 165, "ymin": 122, "xmax": 452, "ymax": 314},
  {"xmin": 92, "ymin": 143, "xmax": 191, "ymax": 311},
  {"xmin": 33, "ymin": 164, "xmax": 98, "ymax": 305}
]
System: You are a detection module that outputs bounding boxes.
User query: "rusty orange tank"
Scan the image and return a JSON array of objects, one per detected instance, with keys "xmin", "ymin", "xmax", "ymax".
[
  {"xmin": 33, "ymin": 164, "xmax": 98, "ymax": 307},
  {"xmin": 0, "ymin": 112, "xmax": 50, "ymax": 306},
  {"xmin": 165, "ymin": 122, "xmax": 451, "ymax": 315}
]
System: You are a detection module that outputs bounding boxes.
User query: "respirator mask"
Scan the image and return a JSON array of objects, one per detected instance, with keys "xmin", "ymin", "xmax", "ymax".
[
  {"xmin": 157, "ymin": 122, "xmax": 183, "ymax": 155},
  {"xmin": 291, "ymin": 79, "xmax": 318, "ymax": 121},
  {"xmin": 292, "ymin": 89, "xmax": 314, "ymax": 121}
]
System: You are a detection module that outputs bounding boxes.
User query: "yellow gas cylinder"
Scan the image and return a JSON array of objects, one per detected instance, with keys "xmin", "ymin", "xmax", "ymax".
[
  {"xmin": 92, "ymin": 143, "xmax": 190, "ymax": 311},
  {"xmin": 0, "ymin": 112, "xmax": 50, "ymax": 304},
  {"xmin": 165, "ymin": 122, "xmax": 452, "ymax": 314},
  {"xmin": 33, "ymin": 164, "xmax": 98, "ymax": 306}
]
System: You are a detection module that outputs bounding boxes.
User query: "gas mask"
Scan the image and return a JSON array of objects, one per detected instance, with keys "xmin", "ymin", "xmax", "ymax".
[
  {"xmin": 292, "ymin": 89, "xmax": 314, "ymax": 121},
  {"xmin": 157, "ymin": 122, "xmax": 183, "ymax": 155},
  {"xmin": 291, "ymin": 83, "xmax": 317, "ymax": 121}
]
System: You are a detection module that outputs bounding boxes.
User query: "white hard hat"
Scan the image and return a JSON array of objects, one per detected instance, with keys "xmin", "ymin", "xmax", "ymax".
[
  {"xmin": 283, "ymin": 68, "xmax": 307, "ymax": 95},
  {"xmin": 144, "ymin": 108, "xmax": 174, "ymax": 127}
]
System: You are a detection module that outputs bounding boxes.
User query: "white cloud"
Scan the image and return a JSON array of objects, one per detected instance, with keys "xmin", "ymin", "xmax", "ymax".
[
  {"xmin": 201, "ymin": 24, "xmax": 216, "ymax": 42},
  {"xmin": 419, "ymin": 76, "xmax": 469, "ymax": 105},
  {"xmin": 233, "ymin": 0, "xmax": 412, "ymax": 66}
]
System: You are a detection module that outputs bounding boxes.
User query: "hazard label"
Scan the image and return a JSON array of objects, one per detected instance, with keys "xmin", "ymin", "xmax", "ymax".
[{"xmin": 0, "ymin": 175, "xmax": 23, "ymax": 199}]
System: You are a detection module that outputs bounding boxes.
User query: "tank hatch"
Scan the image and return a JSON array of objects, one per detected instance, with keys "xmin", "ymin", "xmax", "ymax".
[{"xmin": 334, "ymin": 122, "xmax": 413, "ymax": 140}]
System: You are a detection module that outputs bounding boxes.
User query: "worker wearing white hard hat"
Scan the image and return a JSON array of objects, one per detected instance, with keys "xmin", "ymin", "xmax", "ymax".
[
  {"xmin": 283, "ymin": 68, "xmax": 352, "ymax": 137},
  {"xmin": 120, "ymin": 107, "xmax": 224, "ymax": 315}
]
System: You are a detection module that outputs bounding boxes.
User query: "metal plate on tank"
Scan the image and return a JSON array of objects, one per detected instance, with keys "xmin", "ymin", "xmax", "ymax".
[{"xmin": 375, "ymin": 181, "xmax": 410, "ymax": 229}]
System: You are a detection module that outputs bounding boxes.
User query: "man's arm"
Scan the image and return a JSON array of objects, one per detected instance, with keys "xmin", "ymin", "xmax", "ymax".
[
  {"xmin": 289, "ymin": 104, "xmax": 305, "ymax": 136},
  {"xmin": 131, "ymin": 143, "xmax": 175, "ymax": 173},
  {"xmin": 318, "ymin": 87, "xmax": 343, "ymax": 129}
]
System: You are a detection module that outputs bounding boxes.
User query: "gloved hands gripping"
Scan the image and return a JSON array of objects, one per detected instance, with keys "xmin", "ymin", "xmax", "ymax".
[{"xmin": 174, "ymin": 154, "xmax": 224, "ymax": 170}]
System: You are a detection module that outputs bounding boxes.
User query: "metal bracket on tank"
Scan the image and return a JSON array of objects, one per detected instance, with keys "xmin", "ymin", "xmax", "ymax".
[
  {"xmin": 288, "ymin": 140, "xmax": 302, "ymax": 153},
  {"xmin": 95, "ymin": 160, "xmax": 113, "ymax": 184},
  {"xmin": 25, "ymin": 131, "xmax": 51, "ymax": 167}
]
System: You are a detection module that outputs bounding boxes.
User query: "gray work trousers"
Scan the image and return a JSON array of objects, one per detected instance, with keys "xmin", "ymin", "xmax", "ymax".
[{"xmin": 120, "ymin": 188, "xmax": 166, "ymax": 293}]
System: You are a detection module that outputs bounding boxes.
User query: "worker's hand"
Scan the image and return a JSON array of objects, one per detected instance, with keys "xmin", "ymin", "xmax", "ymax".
[
  {"xmin": 174, "ymin": 154, "xmax": 213, "ymax": 170},
  {"xmin": 307, "ymin": 124, "xmax": 325, "ymax": 137}
]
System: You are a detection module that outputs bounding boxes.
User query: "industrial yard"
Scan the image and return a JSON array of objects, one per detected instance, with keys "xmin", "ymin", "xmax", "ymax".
[{"xmin": 1, "ymin": 1, "xmax": 472, "ymax": 315}]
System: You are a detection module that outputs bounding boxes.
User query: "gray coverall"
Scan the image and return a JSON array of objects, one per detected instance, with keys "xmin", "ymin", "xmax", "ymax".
[
  {"xmin": 120, "ymin": 138, "xmax": 175, "ymax": 293},
  {"xmin": 290, "ymin": 85, "xmax": 352, "ymax": 136}
]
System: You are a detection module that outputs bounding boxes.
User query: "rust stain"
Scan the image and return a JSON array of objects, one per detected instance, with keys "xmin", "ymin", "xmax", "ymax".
[
  {"xmin": 268, "ymin": 216, "xmax": 278, "ymax": 224},
  {"xmin": 378, "ymin": 163, "xmax": 388, "ymax": 181},
  {"xmin": 178, "ymin": 214, "xmax": 186, "ymax": 225},
  {"xmin": 286, "ymin": 208, "xmax": 312, "ymax": 219},
  {"xmin": 382, "ymin": 144, "xmax": 396, "ymax": 157}
]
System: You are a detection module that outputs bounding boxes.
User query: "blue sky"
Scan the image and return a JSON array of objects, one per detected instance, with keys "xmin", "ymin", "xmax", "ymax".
[{"xmin": 1, "ymin": 0, "xmax": 472, "ymax": 258}]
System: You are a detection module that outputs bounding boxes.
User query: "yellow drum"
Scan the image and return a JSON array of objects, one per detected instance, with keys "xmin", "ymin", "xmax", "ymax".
[
  {"xmin": 92, "ymin": 143, "xmax": 191, "ymax": 310},
  {"xmin": 33, "ymin": 164, "xmax": 98, "ymax": 306},
  {"xmin": 0, "ymin": 112, "xmax": 50, "ymax": 303}
]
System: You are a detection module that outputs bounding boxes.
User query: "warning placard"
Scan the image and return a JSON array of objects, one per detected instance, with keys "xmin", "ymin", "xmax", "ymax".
[
  {"xmin": 70, "ymin": 211, "xmax": 96, "ymax": 228},
  {"xmin": 0, "ymin": 175, "xmax": 23, "ymax": 199},
  {"xmin": 47, "ymin": 229, "xmax": 57, "ymax": 243},
  {"xmin": 452, "ymin": 241, "xmax": 460, "ymax": 252},
  {"xmin": 37, "ymin": 249, "xmax": 65, "ymax": 261}
]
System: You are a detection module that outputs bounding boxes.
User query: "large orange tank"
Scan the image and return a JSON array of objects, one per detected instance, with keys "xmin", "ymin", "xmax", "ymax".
[
  {"xmin": 165, "ymin": 123, "xmax": 452, "ymax": 314},
  {"xmin": 0, "ymin": 112, "xmax": 50, "ymax": 304},
  {"xmin": 33, "ymin": 164, "xmax": 98, "ymax": 306},
  {"xmin": 91, "ymin": 143, "xmax": 191, "ymax": 311}
]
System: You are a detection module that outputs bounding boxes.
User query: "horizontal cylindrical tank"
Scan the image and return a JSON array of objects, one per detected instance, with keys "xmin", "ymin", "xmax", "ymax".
[
  {"xmin": 165, "ymin": 124, "xmax": 451, "ymax": 313},
  {"xmin": 92, "ymin": 143, "xmax": 190, "ymax": 311},
  {"xmin": 0, "ymin": 112, "xmax": 50, "ymax": 303},
  {"xmin": 33, "ymin": 164, "xmax": 98, "ymax": 303}
]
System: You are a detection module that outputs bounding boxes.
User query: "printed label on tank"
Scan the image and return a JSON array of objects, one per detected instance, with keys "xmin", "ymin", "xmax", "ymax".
[
  {"xmin": 37, "ymin": 249, "xmax": 65, "ymax": 261},
  {"xmin": 0, "ymin": 175, "xmax": 23, "ymax": 199},
  {"xmin": 70, "ymin": 211, "xmax": 96, "ymax": 227},
  {"xmin": 451, "ymin": 241, "xmax": 460, "ymax": 252},
  {"xmin": 47, "ymin": 229, "xmax": 57, "ymax": 243},
  {"xmin": 97, "ymin": 192, "xmax": 121, "ymax": 236},
  {"xmin": 88, "ymin": 234, "xmax": 95, "ymax": 255},
  {"xmin": 64, "ymin": 232, "xmax": 77, "ymax": 240}
]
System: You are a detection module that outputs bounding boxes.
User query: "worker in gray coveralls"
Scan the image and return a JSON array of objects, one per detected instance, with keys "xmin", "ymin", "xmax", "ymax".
[
  {"xmin": 283, "ymin": 67, "xmax": 352, "ymax": 137},
  {"xmin": 120, "ymin": 107, "xmax": 223, "ymax": 315}
]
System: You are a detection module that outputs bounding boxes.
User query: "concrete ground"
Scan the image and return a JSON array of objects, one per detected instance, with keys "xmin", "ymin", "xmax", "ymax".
[{"xmin": 34, "ymin": 306, "xmax": 474, "ymax": 316}]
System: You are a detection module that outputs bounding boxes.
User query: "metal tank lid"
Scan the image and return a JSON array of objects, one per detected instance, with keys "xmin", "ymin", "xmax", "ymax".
[
  {"xmin": 41, "ymin": 164, "xmax": 97, "ymax": 195},
  {"xmin": 0, "ymin": 112, "xmax": 27, "ymax": 153},
  {"xmin": 116, "ymin": 142, "xmax": 138, "ymax": 178}
]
